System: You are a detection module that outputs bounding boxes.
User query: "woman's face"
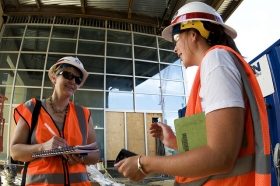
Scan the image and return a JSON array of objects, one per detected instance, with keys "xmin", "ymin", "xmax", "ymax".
[
  {"xmin": 173, "ymin": 31, "xmax": 197, "ymax": 67},
  {"xmin": 53, "ymin": 66, "xmax": 81, "ymax": 97}
]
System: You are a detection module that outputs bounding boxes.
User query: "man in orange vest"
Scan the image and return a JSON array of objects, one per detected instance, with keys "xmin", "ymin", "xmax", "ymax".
[{"xmin": 115, "ymin": 2, "xmax": 271, "ymax": 185}]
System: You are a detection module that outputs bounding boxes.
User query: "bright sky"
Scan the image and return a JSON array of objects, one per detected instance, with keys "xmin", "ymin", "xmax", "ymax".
[{"xmin": 186, "ymin": 0, "xmax": 280, "ymax": 94}]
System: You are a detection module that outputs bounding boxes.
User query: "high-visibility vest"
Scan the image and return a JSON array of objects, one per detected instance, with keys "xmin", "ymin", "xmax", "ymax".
[
  {"xmin": 14, "ymin": 98, "xmax": 91, "ymax": 186},
  {"xmin": 174, "ymin": 46, "xmax": 271, "ymax": 186}
]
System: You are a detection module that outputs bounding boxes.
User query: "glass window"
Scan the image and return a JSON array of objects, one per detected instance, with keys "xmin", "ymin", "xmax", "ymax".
[
  {"xmin": 42, "ymin": 88, "xmax": 53, "ymax": 99},
  {"xmin": 162, "ymin": 95, "xmax": 186, "ymax": 111},
  {"xmin": 135, "ymin": 61, "xmax": 159, "ymax": 78},
  {"xmin": 49, "ymin": 39, "xmax": 76, "ymax": 53},
  {"xmin": 90, "ymin": 110, "xmax": 104, "ymax": 128},
  {"xmin": 106, "ymin": 92, "xmax": 133, "ymax": 109},
  {"xmin": 78, "ymin": 41, "xmax": 105, "ymax": 56},
  {"xmin": 1, "ymin": 104, "xmax": 10, "ymax": 121},
  {"xmin": 0, "ymin": 70, "xmax": 15, "ymax": 85},
  {"xmin": 13, "ymin": 87, "xmax": 41, "ymax": 104},
  {"xmin": 0, "ymin": 87, "xmax": 12, "ymax": 104},
  {"xmin": 134, "ymin": 46, "xmax": 157, "ymax": 61},
  {"xmin": 160, "ymin": 65, "xmax": 183, "ymax": 80},
  {"xmin": 135, "ymin": 78, "xmax": 160, "ymax": 94},
  {"xmin": 135, "ymin": 94, "xmax": 162, "ymax": 111},
  {"xmin": 18, "ymin": 54, "xmax": 46, "ymax": 70},
  {"xmin": 3, "ymin": 25, "xmax": 25, "ymax": 37},
  {"xmin": 79, "ymin": 28, "xmax": 105, "ymax": 41},
  {"xmin": 52, "ymin": 26, "xmax": 78, "ymax": 39},
  {"xmin": 74, "ymin": 90, "xmax": 104, "ymax": 108},
  {"xmin": 106, "ymin": 76, "xmax": 133, "ymax": 92},
  {"xmin": 25, "ymin": 25, "xmax": 51, "ymax": 37},
  {"xmin": 95, "ymin": 129, "xmax": 104, "ymax": 159},
  {"xmin": 43, "ymin": 72, "xmax": 52, "ymax": 87},
  {"xmin": 77, "ymin": 56, "xmax": 104, "ymax": 73},
  {"xmin": 106, "ymin": 58, "xmax": 132, "ymax": 75},
  {"xmin": 107, "ymin": 43, "xmax": 132, "ymax": 58},
  {"xmin": 22, "ymin": 38, "xmax": 49, "ymax": 52},
  {"xmin": 15, "ymin": 71, "xmax": 43, "ymax": 86},
  {"xmin": 159, "ymin": 50, "xmax": 179, "ymax": 64},
  {"xmin": 0, "ymin": 39, "xmax": 22, "ymax": 51},
  {"xmin": 158, "ymin": 37, "xmax": 174, "ymax": 50},
  {"xmin": 107, "ymin": 30, "xmax": 131, "ymax": 44},
  {"xmin": 134, "ymin": 34, "xmax": 156, "ymax": 47},
  {"xmin": 0, "ymin": 53, "xmax": 18, "ymax": 69},
  {"xmin": 164, "ymin": 112, "xmax": 179, "ymax": 132},
  {"xmin": 161, "ymin": 80, "xmax": 185, "ymax": 95},
  {"xmin": 83, "ymin": 74, "xmax": 104, "ymax": 90},
  {"xmin": 46, "ymin": 54, "xmax": 66, "ymax": 70}
]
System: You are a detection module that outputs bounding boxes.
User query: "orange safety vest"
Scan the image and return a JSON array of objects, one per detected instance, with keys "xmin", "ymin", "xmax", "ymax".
[
  {"xmin": 174, "ymin": 46, "xmax": 271, "ymax": 186},
  {"xmin": 14, "ymin": 98, "xmax": 91, "ymax": 186}
]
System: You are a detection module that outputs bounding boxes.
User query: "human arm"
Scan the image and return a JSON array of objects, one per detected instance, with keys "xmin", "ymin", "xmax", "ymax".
[
  {"xmin": 10, "ymin": 117, "xmax": 68, "ymax": 162},
  {"xmin": 116, "ymin": 107, "xmax": 245, "ymax": 182}
]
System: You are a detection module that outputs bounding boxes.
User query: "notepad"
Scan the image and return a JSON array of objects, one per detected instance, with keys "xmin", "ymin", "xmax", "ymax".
[
  {"xmin": 31, "ymin": 142, "xmax": 99, "ymax": 158},
  {"xmin": 174, "ymin": 112, "xmax": 207, "ymax": 153},
  {"xmin": 174, "ymin": 112, "xmax": 248, "ymax": 153}
]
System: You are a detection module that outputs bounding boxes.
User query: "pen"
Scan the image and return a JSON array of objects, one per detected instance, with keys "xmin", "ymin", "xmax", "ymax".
[{"xmin": 44, "ymin": 123, "xmax": 57, "ymax": 136}]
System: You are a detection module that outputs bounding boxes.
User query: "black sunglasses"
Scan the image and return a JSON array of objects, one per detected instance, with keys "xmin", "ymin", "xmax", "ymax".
[{"xmin": 57, "ymin": 71, "xmax": 82, "ymax": 85}]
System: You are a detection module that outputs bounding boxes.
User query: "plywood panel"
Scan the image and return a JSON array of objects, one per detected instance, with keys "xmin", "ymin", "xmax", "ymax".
[
  {"xmin": 106, "ymin": 112, "xmax": 125, "ymax": 160},
  {"xmin": 126, "ymin": 112, "xmax": 145, "ymax": 155},
  {"xmin": 146, "ymin": 113, "xmax": 162, "ymax": 155}
]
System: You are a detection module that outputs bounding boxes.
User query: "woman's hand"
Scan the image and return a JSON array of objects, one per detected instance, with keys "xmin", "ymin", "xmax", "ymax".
[
  {"xmin": 150, "ymin": 122, "xmax": 178, "ymax": 150},
  {"xmin": 114, "ymin": 156, "xmax": 147, "ymax": 182},
  {"xmin": 63, "ymin": 154, "xmax": 85, "ymax": 164},
  {"xmin": 41, "ymin": 136, "xmax": 68, "ymax": 151}
]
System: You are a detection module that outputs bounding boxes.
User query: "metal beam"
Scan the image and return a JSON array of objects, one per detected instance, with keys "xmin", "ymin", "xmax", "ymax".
[
  {"xmin": 80, "ymin": 0, "xmax": 85, "ymax": 14},
  {"xmin": 3, "ymin": 5, "xmax": 160, "ymax": 27},
  {"xmin": 211, "ymin": 0, "xmax": 224, "ymax": 10},
  {"xmin": 13, "ymin": 0, "xmax": 19, "ymax": 10},
  {"xmin": 127, "ymin": 0, "xmax": 133, "ymax": 19},
  {"xmin": 167, "ymin": 0, "xmax": 185, "ymax": 24},
  {"xmin": 35, "ymin": 0, "xmax": 40, "ymax": 9}
]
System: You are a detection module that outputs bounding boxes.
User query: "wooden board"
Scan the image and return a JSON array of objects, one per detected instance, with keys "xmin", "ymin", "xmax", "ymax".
[
  {"xmin": 106, "ymin": 112, "xmax": 125, "ymax": 160},
  {"xmin": 126, "ymin": 112, "xmax": 145, "ymax": 155},
  {"xmin": 146, "ymin": 113, "xmax": 162, "ymax": 155}
]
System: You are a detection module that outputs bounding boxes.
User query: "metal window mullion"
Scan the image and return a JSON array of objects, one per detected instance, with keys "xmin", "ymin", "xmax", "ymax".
[
  {"xmin": 6, "ymin": 23, "xmax": 28, "ymax": 159},
  {"xmin": 104, "ymin": 20, "xmax": 108, "ymax": 167},
  {"xmin": 41, "ymin": 16, "xmax": 55, "ymax": 100},
  {"xmin": 156, "ymin": 35, "xmax": 165, "ymax": 122}
]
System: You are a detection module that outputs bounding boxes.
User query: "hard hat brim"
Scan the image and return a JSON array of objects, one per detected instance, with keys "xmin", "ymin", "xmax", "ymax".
[{"xmin": 162, "ymin": 19, "xmax": 237, "ymax": 42}]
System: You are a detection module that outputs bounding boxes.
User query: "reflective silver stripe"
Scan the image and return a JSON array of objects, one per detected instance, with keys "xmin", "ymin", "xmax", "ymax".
[
  {"xmin": 75, "ymin": 105, "xmax": 87, "ymax": 145},
  {"xmin": 24, "ymin": 99, "xmax": 38, "ymax": 144},
  {"xmin": 175, "ymin": 155, "xmax": 255, "ymax": 186},
  {"xmin": 26, "ymin": 172, "xmax": 89, "ymax": 184},
  {"xmin": 229, "ymin": 52, "xmax": 271, "ymax": 174}
]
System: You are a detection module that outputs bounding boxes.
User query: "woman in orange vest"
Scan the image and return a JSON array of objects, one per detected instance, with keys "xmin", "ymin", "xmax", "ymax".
[
  {"xmin": 10, "ymin": 57, "xmax": 100, "ymax": 186},
  {"xmin": 115, "ymin": 2, "xmax": 271, "ymax": 185}
]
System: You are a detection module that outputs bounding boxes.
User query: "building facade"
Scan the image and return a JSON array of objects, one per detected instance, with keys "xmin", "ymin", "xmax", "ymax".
[{"xmin": 0, "ymin": 15, "xmax": 188, "ymax": 165}]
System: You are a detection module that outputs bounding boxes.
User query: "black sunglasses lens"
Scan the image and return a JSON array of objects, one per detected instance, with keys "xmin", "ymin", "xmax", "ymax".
[
  {"xmin": 61, "ymin": 71, "xmax": 81, "ymax": 85},
  {"xmin": 75, "ymin": 77, "xmax": 82, "ymax": 85}
]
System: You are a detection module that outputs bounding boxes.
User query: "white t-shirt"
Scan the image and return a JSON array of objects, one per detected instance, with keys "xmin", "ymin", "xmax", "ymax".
[{"xmin": 199, "ymin": 48, "xmax": 245, "ymax": 114}]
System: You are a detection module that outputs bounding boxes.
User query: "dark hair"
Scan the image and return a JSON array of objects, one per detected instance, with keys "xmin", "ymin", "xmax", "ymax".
[{"xmin": 202, "ymin": 21, "xmax": 241, "ymax": 55}]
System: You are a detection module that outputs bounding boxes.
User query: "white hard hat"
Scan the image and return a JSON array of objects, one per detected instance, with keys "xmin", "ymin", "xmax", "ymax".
[
  {"xmin": 48, "ymin": 56, "xmax": 89, "ymax": 87},
  {"xmin": 162, "ymin": 2, "xmax": 237, "ymax": 42}
]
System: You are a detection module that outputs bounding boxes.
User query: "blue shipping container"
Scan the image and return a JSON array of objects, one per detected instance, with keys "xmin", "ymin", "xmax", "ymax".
[{"xmin": 249, "ymin": 39, "xmax": 280, "ymax": 186}]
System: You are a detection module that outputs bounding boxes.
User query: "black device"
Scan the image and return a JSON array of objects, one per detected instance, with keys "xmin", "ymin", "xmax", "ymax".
[{"xmin": 115, "ymin": 149, "xmax": 137, "ymax": 163}]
